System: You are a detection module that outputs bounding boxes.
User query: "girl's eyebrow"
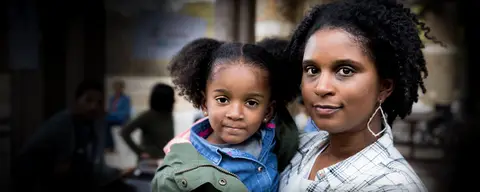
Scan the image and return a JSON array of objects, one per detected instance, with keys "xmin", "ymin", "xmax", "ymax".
[
  {"xmin": 213, "ymin": 88, "xmax": 229, "ymax": 93},
  {"xmin": 213, "ymin": 89, "xmax": 264, "ymax": 98},
  {"xmin": 246, "ymin": 93, "xmax": 264, "ymax": 98}
]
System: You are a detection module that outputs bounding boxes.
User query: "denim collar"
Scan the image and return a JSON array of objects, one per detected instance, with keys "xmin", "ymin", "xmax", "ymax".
[{"xmin": 190, "ymin": 118, "xmax": 276, "ymax": 165}]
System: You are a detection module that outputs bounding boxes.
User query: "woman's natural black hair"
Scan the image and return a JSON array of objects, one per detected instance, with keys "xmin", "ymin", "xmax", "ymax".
[
  {"xmin": 257, "ymin": 37, "xmax": 299, "ymax": 172},
  {"xmin": 287, "ymin": 0, "xmax": 443, "ymax": 124},
  {"xmin": 169, "ymin": 38, "xmax": 298, "ymax": 109},
  {"xmin": 149, "ymin": 83, "xmax": 175, "ymax": 113},
  {"xmin": 256, "ymin": 37, "xmax": 290, "ymax": 60}
]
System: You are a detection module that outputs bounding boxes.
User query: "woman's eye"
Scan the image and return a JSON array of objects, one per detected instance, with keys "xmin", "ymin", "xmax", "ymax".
[
  {"xmin": 305, "ymin": 66, "xmax": 319, "ymax": 75},
  {"xmin": 337, "ymin": 67, "xmax": 354, "ymax": 76},
  {"xmin": 246, "ymin": 100, "xmax": 259, "ymax": 107},
  {"xmin": 216, "ymin": 97, "xmax": 229, "ymax": 104}
]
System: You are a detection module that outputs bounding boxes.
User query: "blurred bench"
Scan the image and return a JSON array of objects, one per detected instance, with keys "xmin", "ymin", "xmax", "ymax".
[{"xmin": 394, "ymin": 112, "xmax": 443, "ymax": 162}]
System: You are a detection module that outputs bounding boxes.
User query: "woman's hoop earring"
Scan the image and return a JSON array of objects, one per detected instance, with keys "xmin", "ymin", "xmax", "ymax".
[{"xmin": 367, "ymin": 101, "xmax": 389, "ymax": 137}]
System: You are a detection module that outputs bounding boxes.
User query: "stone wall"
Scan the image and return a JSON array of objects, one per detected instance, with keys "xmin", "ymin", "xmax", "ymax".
[
  {"xmin": 104, "ymin": 0, "xmax": 215, "ymax": 134},
  {"xmin": 105, "ymin": 1, "xmax": 215, "ymax": 76}
]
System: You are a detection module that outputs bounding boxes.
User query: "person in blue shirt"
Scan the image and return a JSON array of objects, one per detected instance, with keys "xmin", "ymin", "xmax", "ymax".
[{"xmin": 105, "ymin": 80, "xmax": 132, "ymax": 152}]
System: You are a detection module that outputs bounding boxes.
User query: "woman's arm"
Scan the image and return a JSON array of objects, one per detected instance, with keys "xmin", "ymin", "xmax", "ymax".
[{"xmin": 120, "ymin": 113, "xmax": 146, "ymax": 156}]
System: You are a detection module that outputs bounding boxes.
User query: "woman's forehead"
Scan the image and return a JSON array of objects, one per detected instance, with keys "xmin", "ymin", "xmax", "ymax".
[{"xmin": 303, "ymin": 29, "xmax": 371, "ymax": 65}]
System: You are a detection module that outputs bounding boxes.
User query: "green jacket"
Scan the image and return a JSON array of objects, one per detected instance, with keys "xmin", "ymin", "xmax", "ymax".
[
  {"xmin": 151, "ymin": 143, "xmax": 249, "ymax": 192},
  {"xmin": 151, "ymin": 107, "xmax": 300, "ymax": 192}
]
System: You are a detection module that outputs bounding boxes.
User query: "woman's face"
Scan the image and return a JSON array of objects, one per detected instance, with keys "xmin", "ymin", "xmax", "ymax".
[{"xmin": 301, "ymin": 28, "xmax": 391, "ymax": 134}]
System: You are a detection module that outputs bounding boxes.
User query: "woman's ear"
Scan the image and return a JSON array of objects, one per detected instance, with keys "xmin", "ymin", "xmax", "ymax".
[
  {"xmin": 379, "ymin": 79, "xmax": 394, "ymax": 102},
  {"xmin": 264, "ymin": 101, "xmax": 276, "ymax": 122}
]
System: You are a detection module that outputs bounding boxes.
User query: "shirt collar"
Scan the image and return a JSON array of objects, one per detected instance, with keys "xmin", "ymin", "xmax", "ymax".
[
  {"xmin": 190, "ymin": 118, "xmax": 276, "ymax": 165},
  {"xmin": 304, "ymin": 124, "xmax": 396, "ymax": 187}
]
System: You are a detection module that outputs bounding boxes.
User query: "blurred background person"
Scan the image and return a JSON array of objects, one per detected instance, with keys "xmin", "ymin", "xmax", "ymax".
[
  {"xmin": 105, "ymin": 80, "xmax": 132, "ymax": 153},
  {"xmin": 13, "ymin": 80, "xmax": 135, "ymax": 192},
  {"xmin": 120, "ymin": 83, "xmax": 175, "ymax": 161}
]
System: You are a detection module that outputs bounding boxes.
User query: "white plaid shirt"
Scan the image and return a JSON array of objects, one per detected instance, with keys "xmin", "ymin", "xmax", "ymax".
[{"xmin": 279, "ymin": 125, "xmax": 428, "ymax": 192}]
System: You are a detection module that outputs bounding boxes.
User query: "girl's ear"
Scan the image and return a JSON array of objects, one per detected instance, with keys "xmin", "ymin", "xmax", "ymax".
[
  {"xmin": 264, "ymin": 101, "xmax": 276, "ymax": 122},
  {"xmin": 201, "ymin": 92, "xmax": 208, "ymax": 116}
]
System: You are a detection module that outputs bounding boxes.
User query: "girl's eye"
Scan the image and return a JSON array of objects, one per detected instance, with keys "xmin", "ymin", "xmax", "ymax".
[
  {"xmin": 246, "ymin": 100, "xmax": 259, "ymax": 107},
  {"xmin": 216, "ymin": 97, "xmax": 229, "ymax": 104},
  {"xmin": 305, "ymin": 66, "xmax": 319, "ymax": 75},
  {"xmin": 337, "ymin": 67, "xmax": 355, "ymax": 76}
]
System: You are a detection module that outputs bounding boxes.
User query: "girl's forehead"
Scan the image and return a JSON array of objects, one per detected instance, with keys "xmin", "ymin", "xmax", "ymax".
[
  {"xmin": 208, "ymin": 64, "xmax": 269, "ymax": 87},
  {"xmin": 210, "ymin": 62, "xmax": 269, "ymax": 78}
]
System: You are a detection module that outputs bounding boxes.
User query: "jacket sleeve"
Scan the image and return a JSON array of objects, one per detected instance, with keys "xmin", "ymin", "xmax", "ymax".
[
  {"xmin": 155, "ymin": 143, "xmax": 251, "ymax": 192},
  {"xmin": 151, "ymin": 165, "xmax": 184, "ymax": 192}
]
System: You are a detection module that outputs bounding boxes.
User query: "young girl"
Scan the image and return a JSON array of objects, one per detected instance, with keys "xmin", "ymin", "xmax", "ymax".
[{"xmin": 152, "ymin": 38, "xmax": 298, "ymax": 192}]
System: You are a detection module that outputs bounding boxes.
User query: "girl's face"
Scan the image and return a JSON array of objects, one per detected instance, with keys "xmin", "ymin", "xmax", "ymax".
[
  {"xmin": 301, "ymin": 28, "xmax": 392, "ymax": 134},
  {"xmin": 202, "ymin": 62, "xmax": 273, "ymax": 145}
]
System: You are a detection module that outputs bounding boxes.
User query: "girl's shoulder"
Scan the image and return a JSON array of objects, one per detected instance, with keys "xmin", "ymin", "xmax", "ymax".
[{"xmin": 153, "ymin": 143, "xmax": 249, "ymax": 192}]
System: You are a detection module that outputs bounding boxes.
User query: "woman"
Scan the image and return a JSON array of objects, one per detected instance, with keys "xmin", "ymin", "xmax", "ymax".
[
  {"xmin": 279, "ymin": 0, "xmax": 441, "ymax": 191},
  {"xmin": 120, "ymin": 83, "xmax": 175, "ymax": 160}
]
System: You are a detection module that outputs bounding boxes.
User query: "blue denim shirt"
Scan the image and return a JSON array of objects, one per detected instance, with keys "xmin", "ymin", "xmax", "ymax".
[{"xmin": 190, "ymin": 118, "xmax": 279, "ymax": 192}]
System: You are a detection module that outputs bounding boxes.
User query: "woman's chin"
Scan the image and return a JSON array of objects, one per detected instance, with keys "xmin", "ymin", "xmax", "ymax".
[{"xmin": 311, "ymin": 120, "xmax": 344, "ymax": 134}]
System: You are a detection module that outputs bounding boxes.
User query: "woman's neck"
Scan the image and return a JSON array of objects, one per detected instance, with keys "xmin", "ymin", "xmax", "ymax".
[{"xmin": 326, "ymin": 115, "xmax": 383, "ymax": 160}]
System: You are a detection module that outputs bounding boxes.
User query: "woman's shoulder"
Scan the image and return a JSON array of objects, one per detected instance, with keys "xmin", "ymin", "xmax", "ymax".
[
  {"xmin": 297, "ymin": 130, "xmax": 329, "ymax": 149},
  {"xmin": 332, "ymin": 162, "xmax": 428, "ymax": 192},
  {"xmin": 327, "ymin": 142, "xmax": 427, "ymax": 191}
]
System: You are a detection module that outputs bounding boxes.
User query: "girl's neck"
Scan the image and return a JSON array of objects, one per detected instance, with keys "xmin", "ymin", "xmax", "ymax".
[{"xmin": 206, "ymin": 132, "xmax": 227, "ymax": 145}]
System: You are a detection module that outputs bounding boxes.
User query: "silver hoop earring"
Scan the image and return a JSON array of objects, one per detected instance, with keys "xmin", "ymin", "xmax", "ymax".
[{"xmin": 367, "ymin": 102, "xmax": 389, "ymax": 137}]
